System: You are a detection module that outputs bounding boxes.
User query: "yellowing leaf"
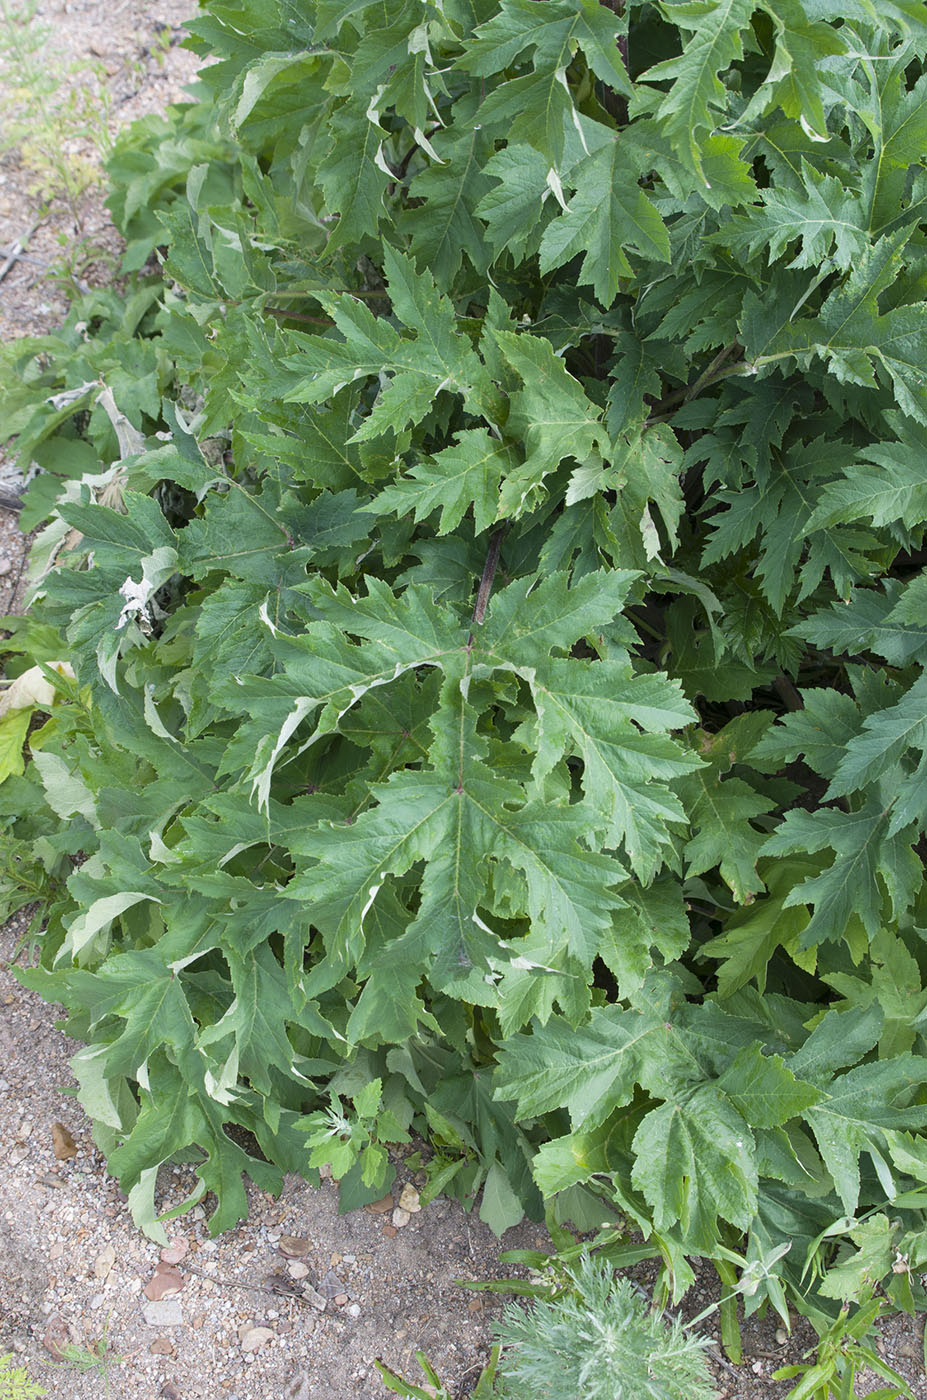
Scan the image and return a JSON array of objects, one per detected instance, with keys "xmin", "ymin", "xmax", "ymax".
[
  {"xmin": 0, "ymin": 708, "xmax": 32, "ymax": 783},
  {"xmin": 0, "ymin": 661, "xmax": 74, "ymax": 717}
]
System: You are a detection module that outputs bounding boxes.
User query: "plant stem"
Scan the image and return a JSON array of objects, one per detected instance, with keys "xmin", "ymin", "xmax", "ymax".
[
  {"xmin": 647, "ymin": 354, "xmax": 750, "ymax": 422},
  {"xmin": 264, "ymin": 307, "xmax": 333, "ymax": 324},
  {"xmin": 471, "ymin": 525, "xmax": 506, "ymax": 628}
]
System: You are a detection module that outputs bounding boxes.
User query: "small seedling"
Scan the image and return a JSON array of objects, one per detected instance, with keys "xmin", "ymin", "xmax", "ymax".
[
  {"xmin": 44, "ymin": 1318, "xmax": 125, "ymax": 1399},
  {"xmin": 0, "ymin": 1352, "xmax": 46, "ymax": 1400},
  {"xmin": 376, "ymin": 1346, "xmax": 500, "ymax": 1398}
]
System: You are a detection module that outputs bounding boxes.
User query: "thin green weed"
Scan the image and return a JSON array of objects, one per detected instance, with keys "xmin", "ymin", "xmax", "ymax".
[
  {"xmin": 43, "ymin": 1317, "xmax": 125, "ymax": 1399},
  {"xmin": 0, "ymin": 0, "xmax": 114, "ymax": 275},
  {"xmin": 0, "ymin": 1352, "xmax": 46, "ymax": 1400}
]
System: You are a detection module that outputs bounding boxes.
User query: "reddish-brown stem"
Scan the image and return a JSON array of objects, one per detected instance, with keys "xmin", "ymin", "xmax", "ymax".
[{"xmin": 470, "ymin": 525, "xmax": 506, "ymax": 630}]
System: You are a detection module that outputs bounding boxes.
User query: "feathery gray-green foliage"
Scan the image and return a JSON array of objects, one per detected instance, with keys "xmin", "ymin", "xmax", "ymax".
[{"xmin": 493, "ymin": 1257, "xmax": 717, "ymax": 1400}]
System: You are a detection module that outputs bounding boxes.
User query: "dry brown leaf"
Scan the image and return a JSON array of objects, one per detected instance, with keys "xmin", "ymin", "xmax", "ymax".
[
  {"xmin": 42, "ymin": 1313, "xmax": 75, "ymax": 1359},
  {"xmin": 364, "ymin": 1193, "xmax": 394, "ymax": 1215},
  {"xmin": 51, "ymin": 1122, "xmax": 77, "ymax": 1160},
  {"xmin": 277, "ymin": 1234, "xmax": 311, "ymax": 1258},
  {"xmin": 159, "ymin": 1237, "xmax": 189, "ymax": 1265},
  {"xmin": 265, "ymin": 1272, "xmax": 306, "ymax": 1299},
  {"xmin": 143, "ymin": 1264, "xmax": 186, "ymax": 1301}
]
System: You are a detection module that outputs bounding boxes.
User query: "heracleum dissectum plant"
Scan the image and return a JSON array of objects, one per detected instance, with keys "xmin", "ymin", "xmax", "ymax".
[{"xmin": 3, "ymin": 0, "xmax": 927, "ymax": 1365}]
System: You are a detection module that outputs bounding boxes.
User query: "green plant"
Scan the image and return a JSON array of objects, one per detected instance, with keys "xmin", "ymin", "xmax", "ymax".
[
  {"xmin": 5, "ymin": 0, "xmax": 927, "ymax": 1380},
  {"xmin": 0, "ymin": 1354, "xmax": 45, "ymax": 1400},
  {"xmin": 491, "ymin": 1256, "xmax": 717, "ymax": 1400},
  {"xmin": 295, "ymin": 1074, "xmax": 412, "ymax": 1196},
  {"xmin": 376, "ymin": 1347, "xmax": 501, "ymax": 1399},
  {"xmin": 44, "ymin": 1319, "xmax": 125, "ymax": 1398},
  {"xmin": 376, "ymin": 1256, "xmax": 717, "ymax": 1400},
  {"xmin": 772, "ymin": 1299, "xmax": 918, "ymax": 1400}
]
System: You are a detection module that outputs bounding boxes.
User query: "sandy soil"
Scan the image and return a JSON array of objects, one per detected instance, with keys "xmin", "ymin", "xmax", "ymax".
[
  {"xmin": 0, "ymin": 0, "xmax": 201, "ymax": 343},
  {"xmin": 0, "ymin": 5, "xmax": 925, "ymax": 1399}
]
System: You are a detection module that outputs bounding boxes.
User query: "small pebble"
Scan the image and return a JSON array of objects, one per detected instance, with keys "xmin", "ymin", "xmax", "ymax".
[
  {"xmin": 391, "ymin": 1207, "xmax": 411, "ymax": 1229},
  {"xmin": 160, "ymin": 1238, "xmax": 189, "ymax": 1265},
  {"xmin": 239, "ymin": 1325, "xmax": 274, "ymax": 1353},
  {"xmin": 346, "ymin": 1303, "xmax": 361, "ymax": 1318},
  {"xmin": 142, "ymin": 1299, "xmax": 184, "ymax": 1328},
  {"xmin": 93, "ymin": 1244, "xmax": 116, "ymax": 1280},
  {"xmin": 278, "ymin": 1235, "xmax": 311, "ymax": 1258},
  {"xmin": 398, "ymin": 1184, "xmax": 420, "ymax": 1213}
]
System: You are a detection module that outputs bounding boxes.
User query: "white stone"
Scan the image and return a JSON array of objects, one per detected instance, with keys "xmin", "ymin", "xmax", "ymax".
[
  {"xmin": 142, "ymin": 1299, "xmax": 183, "ymax": 1328},
  {"xmin": 398, "ymin": 1184, "xmax": 421, "ymax": 1213},
  {"xmin": 239, "ymin": 1325, "xmax": 274, "ymax": 1353}
]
